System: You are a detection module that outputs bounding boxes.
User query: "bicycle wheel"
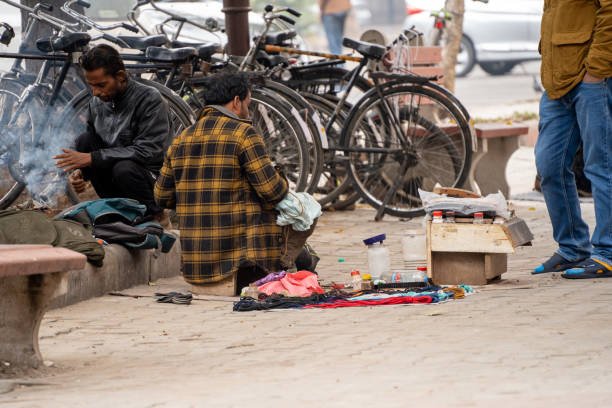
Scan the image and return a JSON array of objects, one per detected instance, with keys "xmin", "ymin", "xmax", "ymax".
[
  {"xmin": 257, "ymin": 80, "xmax": 323, "ymax": 193},
  {"xmin": 249, "ymin": 89, "xmax": 310, "ymax": 192},
  {"xmin": 302, "ymin": 92, "xmax": 359, "ymax": 209},
  {"xmin": 342, "ymin": 84, "xmax": 472, "ymax": 218},
  {"xmin": 0, "ymin": 79, "xmax": 28, "ymax": 209}
]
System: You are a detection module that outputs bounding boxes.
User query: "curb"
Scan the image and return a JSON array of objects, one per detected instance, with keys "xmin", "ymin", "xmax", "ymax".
[{"xmin": 51, "ymin": 231, "xmax": 181, "ymax": 309}]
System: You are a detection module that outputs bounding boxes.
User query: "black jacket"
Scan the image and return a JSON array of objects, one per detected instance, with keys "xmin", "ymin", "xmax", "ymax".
[{"xmin": 87, "ymin": 78, "xmax": 170, "ymax": 173}]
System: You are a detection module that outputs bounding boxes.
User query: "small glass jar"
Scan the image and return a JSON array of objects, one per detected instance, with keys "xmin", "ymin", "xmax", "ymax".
[
  {"xmin": 444, "ymin": 211, "xmax": 456, "ymax": 223},
  {"xmin": 432, "ymin": 210, "xmax": 444, "ymax": 223},
  {"xmin": 473, "ymin": 212, "xmax": 485, "ymax": 224}
]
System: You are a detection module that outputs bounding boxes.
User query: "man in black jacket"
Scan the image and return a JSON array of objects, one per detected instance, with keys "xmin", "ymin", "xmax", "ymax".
[{"xmin": 54, "ymin": 44, "xmax": 170, "ymax": 217}]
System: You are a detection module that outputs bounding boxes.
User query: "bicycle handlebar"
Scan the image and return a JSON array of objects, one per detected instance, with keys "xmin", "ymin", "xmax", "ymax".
[{"xmin": 61, "ymin": 0, "xmax": 140, "ymax": 33}]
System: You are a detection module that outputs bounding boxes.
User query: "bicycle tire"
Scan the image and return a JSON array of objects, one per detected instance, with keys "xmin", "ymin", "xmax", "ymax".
[
  {"xmin": 341, "ymin": 83, "xmax": 472, "ymax": 218},
  {"xmin": 0, "ymin": 80, "xmax": 37, "ymax": 209},
  {"xmin": 249, "ymin": 89, "xmax": 310, "ymax": 192},
  {"xmin": 301, "ymin": 92, "xmax": 359, "ymax": 210},
  {"xmin": 260, "ymin": 80, "xmax": 324, "ymax": 194}
]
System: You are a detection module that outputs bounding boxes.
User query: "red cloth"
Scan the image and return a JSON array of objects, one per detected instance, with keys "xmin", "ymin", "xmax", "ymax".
[
  {"xmin": 258, "ymin": 270, "xmax": 324, "ymax": 297},
  {"xmin": 302, "ymin": 295, "xmax": 433, "ymax": 309}
]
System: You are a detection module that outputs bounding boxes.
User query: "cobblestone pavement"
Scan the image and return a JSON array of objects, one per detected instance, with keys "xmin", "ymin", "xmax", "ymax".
[{"xmin": 2, "ymin": 173, "xmax": 612, "ymax": 406}]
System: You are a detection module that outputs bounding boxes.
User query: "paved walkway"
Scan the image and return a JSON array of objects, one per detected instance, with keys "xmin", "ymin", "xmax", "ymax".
[{"xmin": 2, "ymin": 152, "xmax": 612, "ymax": 407}]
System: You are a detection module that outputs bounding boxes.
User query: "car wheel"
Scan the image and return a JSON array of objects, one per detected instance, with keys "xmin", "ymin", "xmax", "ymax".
[
  {"xmin": 479, "ymin": 61, "xmax": 518, "ymax": 76},
  {"xmin": 455, "ymin": 36, "xmax": 476, "ymax": 78}
]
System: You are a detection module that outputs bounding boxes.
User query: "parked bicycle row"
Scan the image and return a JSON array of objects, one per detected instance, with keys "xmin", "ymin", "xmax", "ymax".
[{"xmin": 0, "ymin": 0, "xmax": 475, "ymax": 219}]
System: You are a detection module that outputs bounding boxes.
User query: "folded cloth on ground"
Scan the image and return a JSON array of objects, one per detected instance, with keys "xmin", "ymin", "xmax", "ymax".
[
  {"xmin": 253, "ymin": 270, "xmax": 287, "ymax": 286},
  {"xmin": 258, "ymin": 270, "xmax": 324, "ymax": 297},
  {"xmin": 56, "ymin": 198, "xmax": 175, "ymax": 253},
  {"xmin": 233, "ymin": 285, "xmax": 473, "ymax": 312},
  {"xmin": 154, "ymin": 292, "xmax": 192, "ymax": 305},
  {"xmin": 276, "ymin": 191, "xmax": 322, "ymax": 231}
]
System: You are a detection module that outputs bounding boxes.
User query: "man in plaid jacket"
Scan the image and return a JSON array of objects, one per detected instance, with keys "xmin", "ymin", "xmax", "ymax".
[{"xmin": 155, "ymin": 73, "xmax": 313, "ymax": 291}]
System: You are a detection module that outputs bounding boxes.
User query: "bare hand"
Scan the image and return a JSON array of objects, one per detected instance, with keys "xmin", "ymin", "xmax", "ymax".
[
  {"xmin": 583, "ymin": 72, "xmax": 604, "ymax": 83},
  {"xmin": 54, "ymin": 149, "xmax": 92, "ymax": 172},
  {"xmin": 69, "ymin": 169, "xmax": 88, "ymax": 193}
]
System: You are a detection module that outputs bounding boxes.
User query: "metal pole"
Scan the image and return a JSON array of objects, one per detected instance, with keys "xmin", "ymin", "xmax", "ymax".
[{"xmin": 222, "ymin": 0, "xmax": 251, "ymax": 57}]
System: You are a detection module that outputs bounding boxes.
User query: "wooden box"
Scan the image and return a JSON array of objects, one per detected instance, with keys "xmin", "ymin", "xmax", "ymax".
[{"xmin": 426, "ymin": 218, "xmax": 533, "ymax": 285}]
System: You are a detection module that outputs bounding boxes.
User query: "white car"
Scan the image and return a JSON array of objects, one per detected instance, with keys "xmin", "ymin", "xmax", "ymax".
[
  {"xmin": 404, "ymin": 0, "xmax": 543, "ymax": 76},
  {"xmin": 86, "ymin": 0, "xmax": 306, "ymax": 51}
]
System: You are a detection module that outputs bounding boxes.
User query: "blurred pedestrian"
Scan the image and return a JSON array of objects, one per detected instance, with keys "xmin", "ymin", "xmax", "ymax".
[
  {"xmin": 319, "ymin": 0, "xmax": 351, "ymax": 55},
  {"xmin": 533, "ymin": 1, "xmax": 612, "ymax": 279}
]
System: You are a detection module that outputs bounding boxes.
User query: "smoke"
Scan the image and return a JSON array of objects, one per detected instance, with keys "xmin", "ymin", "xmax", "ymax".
[{"xmin": 0, "ymin": 99, "xmax": 84, "ymax": 208}]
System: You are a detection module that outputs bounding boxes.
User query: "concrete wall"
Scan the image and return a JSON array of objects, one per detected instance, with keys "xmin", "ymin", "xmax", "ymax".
[{"xmin": 51, "ymin": 232, "xmax": 181, "ymax": 309}]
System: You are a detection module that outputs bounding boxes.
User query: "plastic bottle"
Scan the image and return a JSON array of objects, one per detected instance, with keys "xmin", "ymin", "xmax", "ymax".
[
  {"xmin": 402, "ymin": 227, "xmax": 427, "ymax": 271},
  {"xmin": 414, "ymin": 266, "xmax": 428, "ymax": 283},
  {"xmin": 432, "ymin": 210, "xmax": 444, "ymax": 223},
  {"xmin": 350, "ymin": 270, "xmax": 362, "ymax": 290},
  {"xmin": 473, "ymin": 212, "xmax": 485, "ymax": 224},
  {"xmin": 444, "ymin": 211, "xmax": 456, "ymax": 223},
  {"xmin": 363, "ymin": 234, "xmax": 391, "ymax": 281}
]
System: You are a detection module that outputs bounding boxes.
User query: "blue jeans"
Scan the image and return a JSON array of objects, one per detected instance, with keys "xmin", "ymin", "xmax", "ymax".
[
  {"xmin": 535, "ymin": 79, "xmax": 612, "ymax": 264},
  {"xmin": 322, "ymin": 11, "xmax": 348, "ymax": 55}
]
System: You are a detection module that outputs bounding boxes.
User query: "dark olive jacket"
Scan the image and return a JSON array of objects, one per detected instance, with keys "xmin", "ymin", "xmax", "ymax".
[
  {"xmin": 86, "ymin": 78, "xmax": 170, "ymax": 173},
  {"xmin": 540, "ymin": 0, "xmax": 612, "ymax": 99}
]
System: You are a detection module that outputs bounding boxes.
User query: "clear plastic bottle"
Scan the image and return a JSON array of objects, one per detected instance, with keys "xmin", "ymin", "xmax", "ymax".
[
  {"xmin": 473, "ymin": 212, "xmax": 485, "ymax": 224},
  {"xmin": 351, "ymin": 270, "xmax": 362, "ymax": 290},
  {"xmin": 415, "ymin": 266, "xmax": 428, "ymax": 283},
  {"xmin": 363, "ymin": 234, "xmax": 390, "ymax": 281},
  {"xmin": 432, "ymin": 210, "xmax": 444, "ymax": 223},
  {"xmin": 402, "ymin": 227, "xmax": 427, "ymax": 270}
]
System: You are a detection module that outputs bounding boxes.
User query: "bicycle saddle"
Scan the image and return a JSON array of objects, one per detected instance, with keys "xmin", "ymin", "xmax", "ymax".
[
  {"xmin": 169, "ymin": 41, "xmax": 221, "ymax": 60},
  {"xmin": 342, "ymin": 37, "xmax": 386, "ymax": 60},
  {"xmin": 36, "ymin": 32, "xmax": 91, "ymax": 53},
  {"xmin": 264, "ymin": 29, "xmax": 296, "ymax": 45},
  {"xmin": 145, "ymin": 46, "xmax": 197, "ymax": 62},
  {"xmin": 117, "ymin": 34, "xmax": 167, "ymax": 51}
]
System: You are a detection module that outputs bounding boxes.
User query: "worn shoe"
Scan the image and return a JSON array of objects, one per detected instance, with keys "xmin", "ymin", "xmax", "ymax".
[
  {"xmin": 532, "ymin": 253, "xmax": 586, "ymax": 275},
  {"xmin": 562, "ymin": 259, "xmax": 612, "ymax": 279}
]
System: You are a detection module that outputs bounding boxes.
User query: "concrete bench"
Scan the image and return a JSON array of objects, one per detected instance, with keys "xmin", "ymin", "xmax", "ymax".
[
  {"xmin": 0, "ymin": 245, "xmax": 86, "ymax": 370},
  {"xmin": 468, "ymin": 123, "xmax": 529, "ymax": 197}
]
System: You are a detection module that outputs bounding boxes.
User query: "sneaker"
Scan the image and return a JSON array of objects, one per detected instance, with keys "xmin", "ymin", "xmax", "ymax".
[
  {"xmin": 532, "ymin": 253, "xmax": 586, "ymax": 275},
  {"xmin": 562, "ymin": 259, "xmax": 612, "ymax": 279}
]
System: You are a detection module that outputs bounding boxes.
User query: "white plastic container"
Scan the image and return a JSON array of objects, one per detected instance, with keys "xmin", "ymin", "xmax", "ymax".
[
  {"xmin": 363, "ymin": 234, "xmax": 390, "ymax": 281},
  {"xmin": 402, "ymin": 228, "xmax": 427, "ymax": 271}
]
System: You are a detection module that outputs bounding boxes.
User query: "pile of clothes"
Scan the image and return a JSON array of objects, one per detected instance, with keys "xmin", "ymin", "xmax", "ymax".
[{"xmin": 233, "ymin": 269, "xmax": 473, "ymax": 312}]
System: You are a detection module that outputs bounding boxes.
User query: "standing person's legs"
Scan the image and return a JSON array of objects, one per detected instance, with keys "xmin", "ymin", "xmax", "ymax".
[
  {"xmin": 322, "ymin": 11, "xmax": 348, "ymax": 55},
  {"xmin": 534, "ymin": 89, "xmax": 591, "ymax": 273},
  {"xmin": 562, "ymin": 80, "xmax": 612, "ymax": 278}
]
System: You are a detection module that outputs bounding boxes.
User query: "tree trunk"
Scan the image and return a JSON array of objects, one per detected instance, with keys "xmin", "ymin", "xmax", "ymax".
[
  {"xmin": 20, "ymin": 0, "xmax": 83, "ymax": 72},
  {"xmin": 441, "ymin": 0, "xmax": 464, "ymax": 92}
]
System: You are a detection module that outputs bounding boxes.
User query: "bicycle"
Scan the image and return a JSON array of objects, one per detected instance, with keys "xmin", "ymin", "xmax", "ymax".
[
  {"xmin": 244, "ymin": 9, "xmax": 474, "ymax": 219},
  {"xmin": 0, "ymin": 1, "xmax": 195, "ymax": 209}
]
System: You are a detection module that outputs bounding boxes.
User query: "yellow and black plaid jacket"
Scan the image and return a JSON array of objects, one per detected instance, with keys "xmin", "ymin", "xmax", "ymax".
[{"xmin": 154, "ymin": 106, "xmax": 288, "ymax": 284}]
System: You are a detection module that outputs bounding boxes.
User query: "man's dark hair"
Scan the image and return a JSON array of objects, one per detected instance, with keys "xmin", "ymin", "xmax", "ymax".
[
  {"xmin": 203, "ymin": 72, "xmax": 252, "ymax": 105},
  {"xmin": 81, "ymin": 44, "xmax": 125, "ymax": 76}
]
